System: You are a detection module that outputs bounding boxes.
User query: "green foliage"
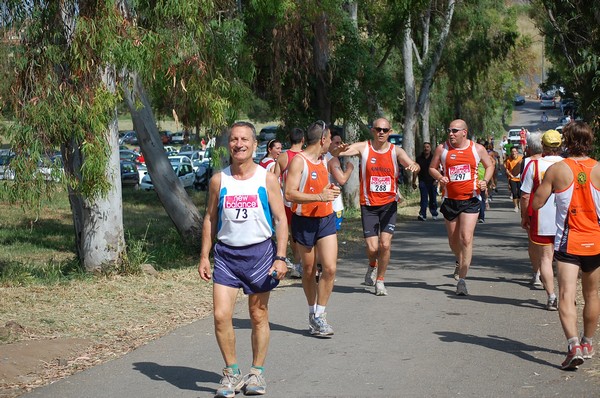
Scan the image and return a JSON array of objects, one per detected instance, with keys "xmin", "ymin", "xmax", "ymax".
[
  {"xmin": 0, "ymin": 258, "xmax": 89, "ymax": 287},
  {"xmin": 436, "ymin": 0, "xmax": 527, "ymax": 135}
]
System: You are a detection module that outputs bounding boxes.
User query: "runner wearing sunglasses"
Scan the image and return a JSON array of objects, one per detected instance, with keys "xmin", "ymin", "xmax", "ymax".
[{"xmin": 331, "ymin": 118, "xmax": 419, "ymax": 296}]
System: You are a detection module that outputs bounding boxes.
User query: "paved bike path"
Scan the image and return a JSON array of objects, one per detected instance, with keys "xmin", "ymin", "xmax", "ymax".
[{"xmin": 23, "ymin": 187, "xmax": 597, "ymax": 397}]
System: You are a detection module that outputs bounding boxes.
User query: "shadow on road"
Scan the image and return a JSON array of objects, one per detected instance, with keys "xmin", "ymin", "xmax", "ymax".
[
  {"xmin": 132, "ymin": 362, "xmax": 219, "ymax": 392},
  {"xmin": 434, "ymin": 332, "xmax": 562, "ymax": 368}
]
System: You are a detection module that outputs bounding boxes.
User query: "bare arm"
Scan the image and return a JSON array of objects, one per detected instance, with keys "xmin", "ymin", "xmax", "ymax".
[
  {"xmin": 331, "ymin": 141, "xmax": 366, "ymax": 157},
  {"xmin": 396, "ymin": 147, "xmax": 419, "ymax": 173},
  {"xmin": 476, "ymin": 144, "xmax": 495, "ymax": 191},
  {"xmin": 285, "ymin": 156, "xmax": 340, "ymax": 203},
  {"xmin": 266, "ymin": 172, "xmax": 288, "ymax": 279},
  {"xmin": 328, "ymin": 157, "xmax": 354, "ymax": 186},
  {"xmin": 198, "ymin": 173, "xmax": 222, "ymax": 281},
  {"xmin": 429, "ymin": 144, "xmax": 447, "ymax": 187}
]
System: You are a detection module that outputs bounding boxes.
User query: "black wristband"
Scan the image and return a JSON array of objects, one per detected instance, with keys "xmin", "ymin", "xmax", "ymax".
[{"xmin": 274, "ymin": 255, "xmax": 287, "ymax": 262}]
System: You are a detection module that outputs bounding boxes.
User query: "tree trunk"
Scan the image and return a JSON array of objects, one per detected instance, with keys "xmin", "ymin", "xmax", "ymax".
[
  {"xmin": 313, "ymin": 11, "xmax": 332, "ymax": 122},
  {"xmin": 341, "ymin": 122, "xmax": 360, "ymax": 209},
  {"xmin": 123, "ymin": 72, "xmax": 202, "ymax": 249},
  {"xmin": 64, "ymin": 65, "xmax": 125, "ymax": 273},
  {"xmin": 402, "ymin": 18, "xmax": 417, "ymax": 160},
  {"xmin": 421, "ymin": 96, "xmax": 431, "ymax": 144}
]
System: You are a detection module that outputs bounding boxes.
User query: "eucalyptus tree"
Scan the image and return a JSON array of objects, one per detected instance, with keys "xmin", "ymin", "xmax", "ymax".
[
  {"xmin": 1, "ymin": 0, "xmax": 252, "ymax": 271},
  {"xmin": 530, "ymin": 0, "xmax": 600, "ymax": 126},
  {"xmin": 435, "ymin": 0, "xmax": 529, "ymax": 137}
]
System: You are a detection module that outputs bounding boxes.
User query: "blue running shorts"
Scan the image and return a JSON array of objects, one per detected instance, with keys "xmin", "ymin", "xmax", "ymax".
[
  {"xmin": 213, "ymin": 238, "xmax": 279, "ymax": 295},
  {"xmin": 291, "ymin": 213, "xmax": 336, "ymax": 248}
]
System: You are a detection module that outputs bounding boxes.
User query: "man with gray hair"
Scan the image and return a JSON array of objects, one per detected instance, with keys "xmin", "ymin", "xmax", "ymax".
[{"xmin": 520, "ymin": 130, "xmax": 563, "ymax": 310}]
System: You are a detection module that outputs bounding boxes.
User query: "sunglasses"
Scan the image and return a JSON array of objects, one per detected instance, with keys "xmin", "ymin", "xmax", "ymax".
[
  {"xmin": 373, "ymin": 127, "xmax": 391, "ymax": 133},
  {"xmin": 447, "ymin": 128, "xmax": 464, "ymax": 133}
]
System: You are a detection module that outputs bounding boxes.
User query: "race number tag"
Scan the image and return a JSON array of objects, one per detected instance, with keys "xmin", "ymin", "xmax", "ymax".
[
  {"xmin": 448, "ymin": 164, "xmax": 471, "ymax": 182},
  {"xmin": 370, "ymin": 176, "xmax": 392, "ymax": 192},
  {"xmin": 223, "ymin": 194, "xmax": 259, "ymax": 221}
]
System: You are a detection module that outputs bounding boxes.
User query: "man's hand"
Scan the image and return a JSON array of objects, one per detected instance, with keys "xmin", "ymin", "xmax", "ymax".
[
  {"xmin": 320, "ymin": 183, "xmax": 341, "ymax": 201},
  {"xmin": 406, "ymin": 163, "xmax": 420, "ymax": 173},
  {"xmin": 268, "ymin": 258, "xmax": 288, "ymax": 280},
  {"xmin": 330, "ymin": 143, "xmax": 349, "ymax": 157},
  {"xmin": 198, "ymin": 258, "xmax": 212, "ymax": 281}
]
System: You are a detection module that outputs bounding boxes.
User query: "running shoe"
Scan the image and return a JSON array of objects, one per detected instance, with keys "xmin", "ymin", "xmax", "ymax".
[
  {"xmin": 561, "ymin": 345, "xmax": 584, "ymax": 370},
  {"xmin": 432, "ymin": 215, "xmax": 439, "ymax": 221},
  {"xmin": 216, "ymin": 367, "xmax": 245, "ymax": 398},
  {"xmin": 309, "ymin": 313, "xmax": 334, "ymax": 337},
  {"xmin": 315, "ymin": 263, "xmax": 322, "ymax": 283},
  {"xmin": 364, "ymin": 266, "xmax": 377, "ymax": 286},
  {"xmin": 375, "ymin": 280, "xmax": 388, "ymax": 296},
  {"xmin": 243, "ymin": 368, "xmax": 266, "ymax": 395},
  {"xmin": 530, "ymin": 274, "xmax": 542, "ymax": 287},
  {"xmin": 478, "ymin": 218, "xmax": 484, "ymax": 223},
  {"xmin": 456, "ymin": 279, "xmax": 468, "ymax": 296},
  {"xmin": 453, "ymin": 261, "xmax": 460, "ymax": 281},
  {"xmin": 546, "ymin": 296, "xmax": 558, "ymax": 311},
  {"xmin": 581, "ymin": 341, "xmax": 594, "ymax": 359},
  {"xmin": 417, "ymin": 215, "xmax": 426, "ymax": 221},
  {"xmin": 285, "ymin": 259, "xmax": 302, "ymax": 279}
]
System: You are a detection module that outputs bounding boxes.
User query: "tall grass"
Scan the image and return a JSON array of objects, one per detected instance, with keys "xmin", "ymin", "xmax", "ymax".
[{"xmin": 0, "ymin": 187, "xmax": 208, "ymax": 285}]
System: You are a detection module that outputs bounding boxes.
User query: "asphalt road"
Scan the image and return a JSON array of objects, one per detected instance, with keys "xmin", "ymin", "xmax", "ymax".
[
  {"xmin": 23, "ymin": 101, "xmax": 598, "ymax": 397},
  {"xmin": 509, "ymin": 96, "xmax": 565, "ymax": 133},
  {"xmin": 22, "ymin": 183, "xmax": 598, "ymax": 397}
]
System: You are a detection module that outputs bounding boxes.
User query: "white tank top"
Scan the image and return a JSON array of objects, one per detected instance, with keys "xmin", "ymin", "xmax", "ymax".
[
  {"xmin": 217, "ymin": 166, "xmax": 273, "ymax": 246},
  {"xmin": 325, "ymin": 152, "xmax": 344, "ymax": 212}
]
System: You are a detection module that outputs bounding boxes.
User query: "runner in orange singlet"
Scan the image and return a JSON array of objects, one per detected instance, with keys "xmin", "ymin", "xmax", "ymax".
[
  {"xmin": 275, "ymin": 128, "xmax": 305, "ymax": 276},
  {"xmin": 331, "ymin": 118, "xmax": 419, "ymax": 296},
  {"xmin": 429, "ymin": 119, "xmax": 495, "ymax": 296},
  {"xmin": 285, "ymin": 120, "xmax": 341, "ymax": 337},
  {"xmin": 533, "ymin": 121, "xmax": 600, "ymax": 371}
]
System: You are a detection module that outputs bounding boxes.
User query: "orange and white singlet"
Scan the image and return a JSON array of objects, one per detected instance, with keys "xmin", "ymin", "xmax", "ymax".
[
  {"xmin": 281, "ymin": 149, "xmax": 301, "ymax": 208},
  {"xmin": 554, "ymin": 158, "xmax": 600, "ymax": 255},
  {"xmin": 291, "ymin": 153, "xmax": 333, "ymax": 218},
  {"xmin": 440, "ymin": 140, "xmax": 481, "ymax": 200},
  {"xmin": 359, "ymin": 141, "xmax": 399, "ymax": 206}
]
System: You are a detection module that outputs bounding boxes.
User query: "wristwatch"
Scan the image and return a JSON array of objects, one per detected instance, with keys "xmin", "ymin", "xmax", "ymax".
[{"xmin": 274, "ymin": 255, "xmax": 287, "ymax": 262}]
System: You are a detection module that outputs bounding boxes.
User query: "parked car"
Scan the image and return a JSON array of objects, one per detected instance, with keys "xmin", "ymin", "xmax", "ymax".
[
  {"xmin": 514, "ymin": 95, "xmax": 526, "ymax": 105},
  {"xmin": 36, "ymin": 154, "xmax": 64, "ymax": 182},
  {"xmin": 170, "ymin": 131, "xmax": 185, "ymax": 144},
  {"xmin": 140, "ymin": 155, "xmax": 195, "ymax": 190},
  {"xmin": 194, "ymin": 162, "xmax": 213, "ymax": 191},
  {"xmin": 119, "ymin": 131, "xmax": 138, "ymax": 145},
  {"xmin": 387, "ymin": 134, "xmax": 403, "ymax": 147},
  {"xmin": 259, "ymin": 126, "xmax": 278, "ymax": 142},
  {"xmin": 120, "ymin": 160, "xmax": 139, "ymax": 189},
  {"xmin": 540, "ymin": 95, "xmax": 556, "ymax": 109},
  {"xmin": 119, "ymin": 149, "xmax": 140, "ymax": 163},
  {"xmin": 507, "ymin": 129, "xmax": 522, "ymax": 148},
  {"xmin": 0, "ymin": 150, "xmax": 15, "ymax": 180},
  {"xmin": 136, "ymin": 163, "xmax": 148, "ymax": 184},
  {"xmin": 160, "ymin": 130, "xmax": 173, "ymax": 145},
  {"xmin": 178, "ymin": 150, "xmax": 205, "ymax": 165},
  {"xmin": 253, "ymin": 144, "xmax": 267, "ymax": 164}
]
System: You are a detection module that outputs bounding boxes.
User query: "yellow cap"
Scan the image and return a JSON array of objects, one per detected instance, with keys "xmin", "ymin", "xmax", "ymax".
[{"xmin": 542, "ymin": 129, "xmax": 562, "ymax": 147}]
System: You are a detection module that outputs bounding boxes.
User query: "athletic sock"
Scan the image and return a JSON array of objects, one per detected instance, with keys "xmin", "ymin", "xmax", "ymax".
[
  {"xmin": 581, "ymin": 335, "xmax": 593, "ymax": 345},
  {"xmin": 226, "ymin": 364, "xmax": 240, "ymax": 374},
  {"xmin": 309, "ymin": 304, "xmax": 316, "ymax": 314},
  {"xmin": 376, "ymin": 277, "xmax": 384, "ymax": 281},
  {"xmin": 368, "ymin": 261, "xmax": 377, "ymax": 268},
  {"xmin": 251, "ymin": 365, "xmax": 264, "ymax": 374},
  {"xmin": 567, "ymin": 336, "xmax": 580, "ymax": 350},
  {"xmin": 315, "ymin": 305, "xmax": 326, "ymax": 317}
]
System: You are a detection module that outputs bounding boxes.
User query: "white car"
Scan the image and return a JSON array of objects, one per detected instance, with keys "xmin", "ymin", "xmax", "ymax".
[
  {"xmin": 507, "ymin": 129, "xmax": 522, "ymax": 148},
  {"xmin": 140, "ymin": 156, "xmax": 195, "ymax": 190}
]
